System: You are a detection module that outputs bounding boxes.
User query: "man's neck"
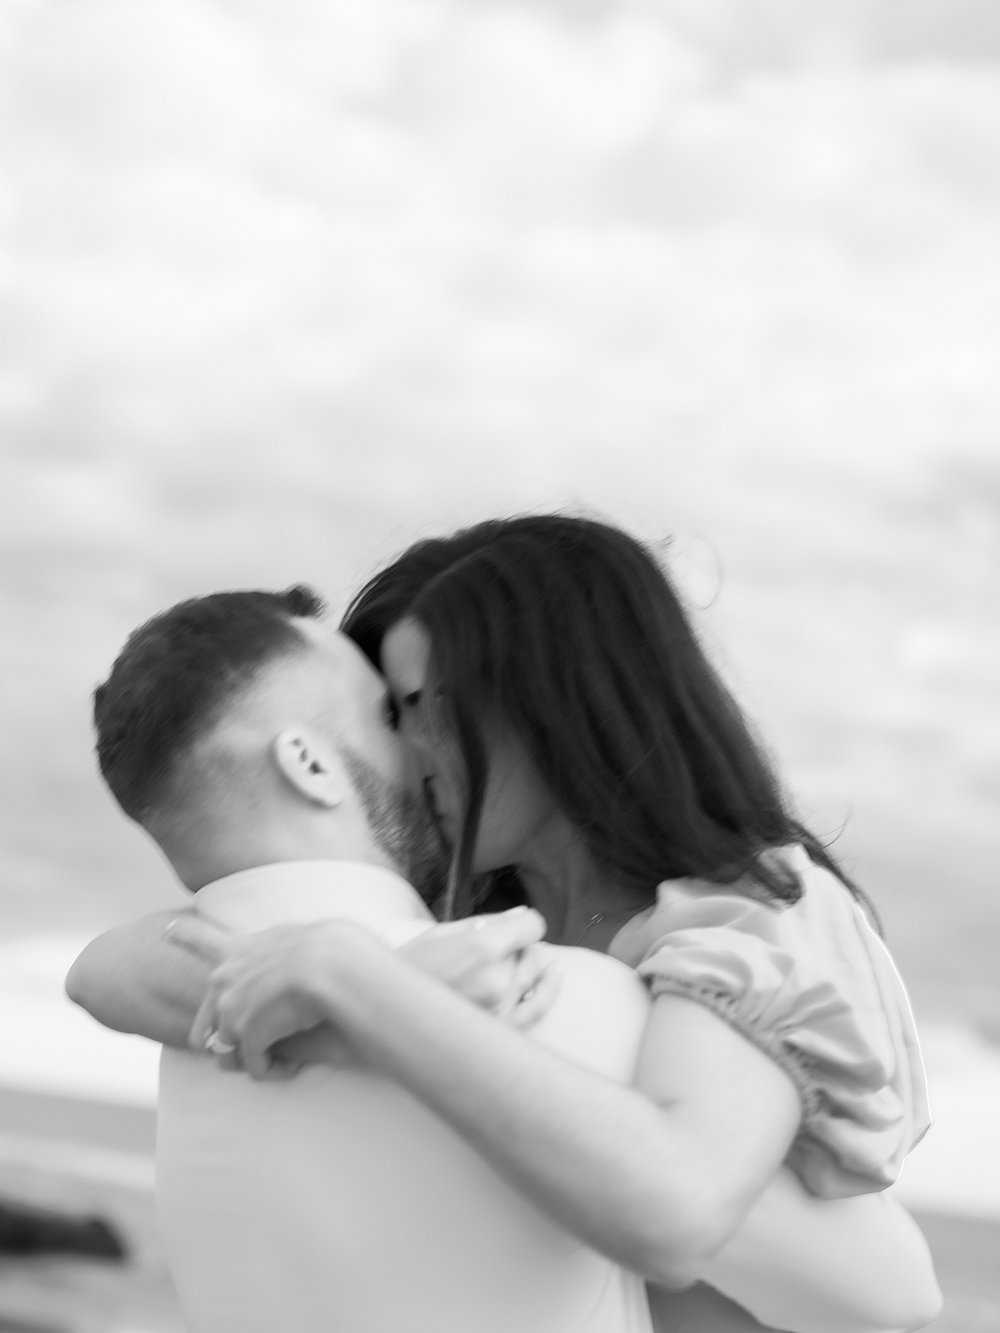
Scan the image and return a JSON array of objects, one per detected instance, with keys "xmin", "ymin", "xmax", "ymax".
[
  {"xmin": 193, "ymin": 858, "xmax": 431, "ymax": 936},
  {"xmin": 165, "ymin": 818, "xmax": 400, "ymax": 894}
]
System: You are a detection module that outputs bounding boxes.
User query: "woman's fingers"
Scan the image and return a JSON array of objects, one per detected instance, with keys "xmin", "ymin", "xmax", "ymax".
[
  {"xmin": 185, "ymin": 924, "xmax": 335, "ymax": 1077},
  {"xmin": 428, "ymin": 907, "xmax": 545, "ymax": 951},
  {"xmin": 257, "ymin": 1054, "xmax": 303, "ymax": 1082},
  {"xmin": 399, "ymin": 907, "xmax": 546, "ymax": 998},
  {"xmin": 189, "ymin": 981, "xmax": 240, "ymax": 1057},
  {"xmin": 241, "ymin": 1040, "xmax": 273, "ymax": 1082},
  {"xmin": 187, "ymin": 909, "xmax": 553, "ymax": 1072},
  {"xmin": 273, "ymin": 1028, "xmax": 356, "ymax": 1076},
  {"xmin": 508, "ymin": 962, "xmax": 561, "ymax": 1030},
  {"xmin": 166, "ymin": 912, "xmax": 232, "ymax": 966},
  {"xmin": 493, "ymin": 944, "xmax": 547, "ymax": 1020},
  {"xmin": 189, "ymin": 987, "xmax": 217, "ymax": 1051},
  {"xmin": 474, "ymin": 907, "xmax": 547, "ymax": 957},
  {"xmin": 214, "ymin": 1039, "xmax": 244, "ymax": 1073},
  {"xmin": 467, "ymin": 912, "xmax": 547, "ymax": 1014}
]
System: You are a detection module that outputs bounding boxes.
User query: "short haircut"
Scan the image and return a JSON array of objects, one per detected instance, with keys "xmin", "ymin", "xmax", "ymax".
[{"xmin": 94, "ymin": 585, "xmax": 325, "ymax": 822}]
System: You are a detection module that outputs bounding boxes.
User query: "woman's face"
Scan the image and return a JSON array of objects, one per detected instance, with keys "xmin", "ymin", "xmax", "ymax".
[{"xmin": 380, "ymin": 617, "xmax": 557, "ymax": 873}]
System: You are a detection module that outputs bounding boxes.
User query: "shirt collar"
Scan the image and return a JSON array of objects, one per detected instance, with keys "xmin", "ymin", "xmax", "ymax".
[{"xmin": 195, "ymin": 860, "xmax": 429, "ymax": 933}]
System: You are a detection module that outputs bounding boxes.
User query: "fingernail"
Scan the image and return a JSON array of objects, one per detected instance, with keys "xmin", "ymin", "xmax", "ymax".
[{"xmin": 163, "ymin": 917, "xmax": 180, "ymax": 939}]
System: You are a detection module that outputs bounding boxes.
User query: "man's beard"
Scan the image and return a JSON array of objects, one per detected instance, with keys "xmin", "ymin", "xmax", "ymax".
[{"xmin": 340, "ymin": 747, "xmax": 449, "ymax": 906}]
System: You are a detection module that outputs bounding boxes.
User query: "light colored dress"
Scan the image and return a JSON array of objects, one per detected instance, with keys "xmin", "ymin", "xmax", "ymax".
[{"xmin": 610, "ymin": 843, "xmax": 931, "ymax": 1198}]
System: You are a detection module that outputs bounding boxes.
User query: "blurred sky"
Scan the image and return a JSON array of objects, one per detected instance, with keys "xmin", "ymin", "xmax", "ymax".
[{"xmin": 1, "ymin": 0, "xmax": 998, "ymax": 1030}]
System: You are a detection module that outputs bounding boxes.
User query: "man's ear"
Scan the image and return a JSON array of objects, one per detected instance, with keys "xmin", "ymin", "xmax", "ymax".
[{"xmin": 271, "ymin": 730, "xmax": 344, "ymax": 808}]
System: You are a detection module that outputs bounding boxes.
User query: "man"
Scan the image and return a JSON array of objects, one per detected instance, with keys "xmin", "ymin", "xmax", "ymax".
[
  {"xmin": 74, "ymin": 586, "xmax": 656, "ymax": 1333},
  {"xmin": 69, "ymin": 587, "xmax": 938, "ymax": 1333}
]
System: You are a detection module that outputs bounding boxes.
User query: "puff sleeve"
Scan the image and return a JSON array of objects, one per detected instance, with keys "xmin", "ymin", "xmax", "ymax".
[{"xmin": 620, "ymin": 847, "xmax": 931, "ymax": 1199}]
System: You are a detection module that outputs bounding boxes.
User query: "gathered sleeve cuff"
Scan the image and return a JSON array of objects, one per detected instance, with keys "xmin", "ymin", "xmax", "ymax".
[{"xmin": 633, "ymin": 865, "xmax": 931, "ymax": 1198}]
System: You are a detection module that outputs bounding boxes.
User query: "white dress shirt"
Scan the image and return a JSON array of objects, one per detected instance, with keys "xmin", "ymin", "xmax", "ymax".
[{"xmin": 156, "ymin": 860, "xmax": 654, "ymax": 1333}]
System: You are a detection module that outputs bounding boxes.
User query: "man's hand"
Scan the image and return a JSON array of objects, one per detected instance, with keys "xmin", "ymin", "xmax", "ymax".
[{"xmin": 397, "ymin": 909, "xmax": 559, "ymax": 1030}]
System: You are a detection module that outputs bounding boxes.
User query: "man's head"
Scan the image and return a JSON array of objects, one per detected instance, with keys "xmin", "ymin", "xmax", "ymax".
[{"xmin": 94, "ymin": 586, "xmax": 444, "ymax": 894}]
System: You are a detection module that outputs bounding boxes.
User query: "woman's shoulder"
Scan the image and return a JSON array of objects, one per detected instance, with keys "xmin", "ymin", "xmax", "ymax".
[
  {"xmin": 614, "ymin": 844, "xmax": 877, "ymax": 962},
  {"xmin": 610, "ymin": 845, "xmax": 802, "ymax": 965},
  {"xmin": 612, "ymin": 845, "xmax": 931, "ymax": 1198}
]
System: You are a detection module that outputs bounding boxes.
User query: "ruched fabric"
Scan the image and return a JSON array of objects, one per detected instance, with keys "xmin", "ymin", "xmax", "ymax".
[{"xmin": 611, "ymin": 845, "xmax": 931, "ymax": 1199}]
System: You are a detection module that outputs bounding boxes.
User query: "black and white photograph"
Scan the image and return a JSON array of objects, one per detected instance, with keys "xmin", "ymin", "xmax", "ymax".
[{"xmin": 1, "ymin": 3, "xmax": 997, "ymax": 1331}]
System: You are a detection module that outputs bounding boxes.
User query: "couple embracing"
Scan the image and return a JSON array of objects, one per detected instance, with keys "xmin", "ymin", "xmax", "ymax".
[{"xmin": 68, "ymin": 514, "xmax": 941, "ymax": 1333}]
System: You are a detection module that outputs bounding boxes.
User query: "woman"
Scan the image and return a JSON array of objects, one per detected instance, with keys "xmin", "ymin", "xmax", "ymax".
[{"xmin": 185, "ymin": 515, "xmax": 940, "ymax": 1331}]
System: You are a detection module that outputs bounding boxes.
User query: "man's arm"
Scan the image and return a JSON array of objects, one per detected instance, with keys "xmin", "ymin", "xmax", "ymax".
[{"xmin": 65, "ymin": 909, "xmax": 209, "ymax": 1048}]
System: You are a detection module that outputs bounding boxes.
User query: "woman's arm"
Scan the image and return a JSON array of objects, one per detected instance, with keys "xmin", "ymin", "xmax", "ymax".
[
  {"xmin": 193, "ymin": 916, "xmax": 802, "ymax": 1289},
  {"xmin": 65, "ymin": 909, "xmax": 207, "ymax": 1048},
  {"xmin": 703, "ymin": 1171, "xmax": 942, "ymax": 1333},
  {"xmin": 67, "ymin": 906, "xmax": 554, "ymax": 1051},
  {"xmin": 191, "ymin": 917, "xmax": 941, "ymax": 1328}
]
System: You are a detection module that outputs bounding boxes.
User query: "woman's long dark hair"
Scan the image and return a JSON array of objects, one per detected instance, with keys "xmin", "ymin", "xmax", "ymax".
[{"xmin": 342, "ymin": 514, "xmax": 873, "ymax": 923}]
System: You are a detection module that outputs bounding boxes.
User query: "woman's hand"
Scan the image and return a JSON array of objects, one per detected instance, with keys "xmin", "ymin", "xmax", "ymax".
[
  {"xmin": 169, "ymin": 907, "xmax": 556, "ymax": 1080},
  {"xmin": 179, "ymin": 919, "xmax": 356, "ymax": 1080},
  {"xmin": 269, "ymin": 912, "xmax": 557, "ymax": 1078}
]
